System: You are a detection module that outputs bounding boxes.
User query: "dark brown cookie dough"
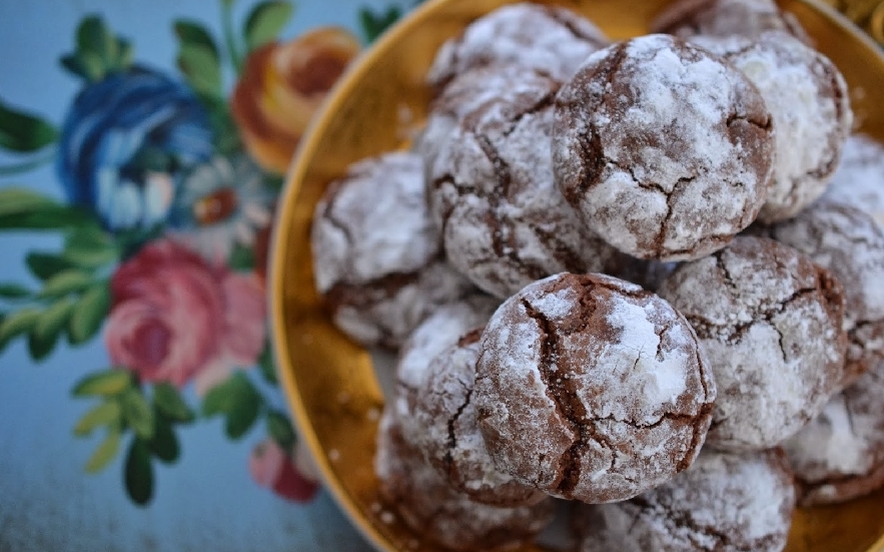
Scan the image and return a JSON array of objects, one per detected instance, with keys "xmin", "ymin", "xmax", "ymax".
[
  {"xmin": 552, "ymin": 34, "xmax": 774, "ymax": 261},
  {"xmin": 312, "ymin": 151, "xmax": 474, "ymax": 348},
  {"xmin": 475, "ymin": 272, "xmax": 716, "ymax": 504},
  {"xmin": 412, "ymin": 330, "xmax": 547, "ymax": 507},
  {"xmin": 657, "ymin": 236, "xmax": 847, "ymax": 451},
  {"xmin": 695, "ymin": 32, "xmax": 853, "ymax": 223},
  {"xmin": 395, "ymin": 295, "xmax": 500, "ymax": 445},
  {"xmin": 765, "ymin": 201, "xmax": 884, "ymax": 388},
  {"xmin": 426, "ymin": 3, "xmax": 609, "ymax": 90},
  {"xmin": 783, "ymin": 359, "xmax": 884, "ymax": 505},
  {"xmin": 651, "ymin": 0, "xmax": 810, "ymax": 43},
  {"xmin": 374, "ymin": 409, "xmax": 555, "ymax": 551},
  {"xmin": 428, "ymin": 66, "xmax": 621, "ymax": 298},
  {"xmin": 573, "ymin": 448, "xmax": 796, "ymax": 552}
]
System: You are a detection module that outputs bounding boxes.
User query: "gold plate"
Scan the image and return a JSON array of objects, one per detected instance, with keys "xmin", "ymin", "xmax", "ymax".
[{"xmin": 270, "ymin": 0, "xmax": 884, "ymax": 550}]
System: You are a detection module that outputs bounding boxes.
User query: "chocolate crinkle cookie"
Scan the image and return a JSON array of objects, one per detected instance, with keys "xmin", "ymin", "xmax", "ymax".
[
  {"xmin": 657, "ymin": 236, "xmax": 847, "ymax": 451},
  {"xmin": 552, "ymin": 34, "xmax": 774, "ymax": 261},
  {"xmin": 395, "ymin": 295, "xmax": 499, "ymax": 445},
  {"xmin": 412, "ymin": 330, "xmax": 547, "ymax": 507},
  {"xmin": 573, "ymin": 448, "xmax": 796, "ymax": 552},
  {"xmin": 650, "ymin": 0, "xmax": 810, "ymax": 43},
  {"xmin": 475, "ymin": 272, "xmax": 716, "ymax": 504},
  {"xmin": 311, "ymin": 151, "xmax": 473, "ymax": 349},
  {"xmin": 426, "ymin": 3, "xmax": 609, "ymax": 90},
  {"xmin": 823, "ymin": 134, "xmax": 884, "ymax": 227},
  {"xmin": 695, "ymin": 31, "xmax": 853, "ymax": 223},
  {"xmin": 783, "ymin": 360, "xmax": 884, "ymax": 506},
  {"xmin": 764, "ymin": 201, "xmax": 884, "ymax": 388},
  {"xmin": 374, "ymin": 409, "xmax": 555, "ymax": 551},
  {"xmin": 427, "ymin": 66, "xmax": 621, "ymax": 298}
]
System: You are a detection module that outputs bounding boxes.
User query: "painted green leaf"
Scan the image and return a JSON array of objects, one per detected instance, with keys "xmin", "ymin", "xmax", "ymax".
[
  {"xmin": 201, "ymin": 372, "xmax": 262, "ymax": 439},
  {"xmin": 0, "ymin": 187, "xmax": 58, "ymax": 215},
  {"xmin": 173, "ymin": 20, "xmax": 219, "ymax": 60},
  {"xmin": 116, "ymin": 38, "xmax": 134, "ymax": 69},
  {"xmin": 60, "ymin": 54, "xmax": 91, "ymax": 81},
  {"xmin": 358, "ymin": 6, "xmax": 402, "ymax": 43},
  {"xmin": 120, "ymin": 388, "xmax": 155, "ymax": 441},
  {"xmin": 84, "ymin": 427, "xmax": 122, "ymax": 474},
  {"xmin": 152, "ymin": 382, "xmax": 195, "ymax": 423},
  {"xmin": 63, "ymin": 226, "xmax": 118, "ymax": 268},
  {"xmin": 124, "ymin": 438, "xmax": 154, "ymax": 505},
  {"xmin": 266, "ymin": 410, "xmax": 295, "ymax": 452},
  {"xmin": 28, "ymin": 297, "xmax": 76, "ymax": 360},
  {"xmin": 26, "ymin": 252, "xmax": 77, "ymax": 281},
  {"xmin": 28, "ymin": 327, "xmax": 54, "ymax": 360},
  {"xmin": 0, "ymin": 283, "xmax": 31, "ymax": 299},
  {"xmin": 148, "ymin": 414, "xmax": 180, "ymax": 464},
  {"xmin": 72, "ymin": 369, "xmax": 132, "ymax": 397},
  {"xmin": 76, "ymin": 16, "xmax": 116, "ymax": 64},
  {"xmin": 226, "ymin": 391, "xmax": 260, "ymax": 439},
  {"xmin": 0, "ymin": 187, "xmax": 94, "ymax": 230},
  {"xmin": 258, "ymin": 342, "xmax": 277, "ymax": 385},
  {"xmin": 0, "ymin": 307, "xmax": 41, "ymax": 351},
  {"xmin": 244, "ymin": 1, "xmax": 294, "ymax": 51},
  {"xmin": 67, "ymin": 284, "xmax": 110, "ymax": 345},
  {"xmin": 228, "ymin": 243, "xmax": 255, "ymax": 272},
  {"xmin": 37, "ymin": 269, "xmax": 94, "ymax": 299},
  {"xmin": 74, "ymin": 400, "xmax": 122, "ymax": 436},
  {"xmin": 177, "ymin": 43, "xmax": 222, "ymax": 98},
  {"xmin": 0, "ymin": 99, "xmax": 58, "ymax": 153}
]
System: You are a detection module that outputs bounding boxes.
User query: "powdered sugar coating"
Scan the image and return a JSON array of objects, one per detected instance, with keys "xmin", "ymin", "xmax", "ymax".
[
  {"xmin": 783, "ymin": 360, "xmax": 884, "ymax": 505},
  {"xmin": 412, "ymin": 332, "xmax": 546, "ymax": 506},
  {"xmin": 718, "ymin": 32, "xmax": 852, "ymax": 223},
  {"xmin": 395, "ymin": 295, "xmax": 499, "ymax": 444},
  {"xmin": 657, "ymin": 236, "xmax": 847, "ymax": 451},
  {"xmin": 429, "ymin": 67, "xmax": 622, "ymax": 298},
  {"xmin": 426, "ymin": 3, "xmax": 609, "ymax": 89},
  {"xmin": 475, "ymin": 272, "xmax": 715, "ymax": 503},
  {"xmin": 651, "ymin": 0, "xmax": 810, "ymax": 43},
  {"xmin": 823, "ymin": 134, "xmax": 884, "ymax": 227},
  {"xmin": 766, "ymin": 201, "xmax": 884, "ymax": 388},
  {"xmin": 573, "ymin": 448, "xmax": 796, "ymax": 551},
  {"xmin": 312, "ymin": 151, "xmax": 474, "ymax": 348},
  {"xmin": 553, "ymin": 34, "xmax": 774, "ymax": 261},
  {"xmin": 374, "ymin": 409, "xmax": 555, "ymax": 551}
]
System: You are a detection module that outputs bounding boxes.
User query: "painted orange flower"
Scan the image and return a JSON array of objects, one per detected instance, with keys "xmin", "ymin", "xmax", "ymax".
[{"xmin": 231, "ymin": 27, "xmax": 361, "ymax": 174}]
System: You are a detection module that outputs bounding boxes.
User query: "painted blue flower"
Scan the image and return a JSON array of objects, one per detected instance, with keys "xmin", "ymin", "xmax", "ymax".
[{"xmin": 56, "ymin": 67, "xmax": 213, "ymax": 232}]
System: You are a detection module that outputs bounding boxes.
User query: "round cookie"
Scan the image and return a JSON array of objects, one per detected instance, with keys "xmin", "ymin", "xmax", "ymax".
[
  {"xmin": 311, "ymin": 151, "xmax": 473, "ymax": 348},
  {"xmin": 395, "ymin": 295, "xmax": 499, "ymax": 444},
  {"xmin": 657, "ymin": 236, "xmax": 847, "ymax": 451},
  {"xmin": 552, "ymin": 34, "xmax": 774, "ymax": 261},
  {"xmin": 412, "ymin": 330, "xmax": 546, "ymax": 507},
  {"xmin": 783, "ymin": 360, "xmax": 884, "ymax": 505},
  {"xmin": 823, "ymin": 133, "xmax": 884, "ymax": 227},
  {"xmin": 426, "ymin": 3, "xmax": 609, "ymax": 90},
  {"xmin": 572, "ymin": 448, "xmax": 796, "ymax": 552},
  {"xmin": 374, "ymin": 409, "xmax": 556, "ymax": 551},
  {"xmin": 428, "ymin": 67, "xmax": 622, "ymax": 298},
  {"xmin": 651, "ymin": 0, "xmax": 809, "ymax": 43},
  {"xmin": 765, "ymin": 201, "xmax": 884, "ymax": 388},
  {"xmin": 698, "ymin": 31, "xmax": 853, "ymax": 223},
  {"xmin": 475, "ymin": 272, "xmax": 716, "ymax": 504}
]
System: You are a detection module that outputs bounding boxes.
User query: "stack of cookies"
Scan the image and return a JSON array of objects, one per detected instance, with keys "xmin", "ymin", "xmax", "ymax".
[{"xmin": 309, "ymin": 0, "xmax": 884, "ymax": 550}]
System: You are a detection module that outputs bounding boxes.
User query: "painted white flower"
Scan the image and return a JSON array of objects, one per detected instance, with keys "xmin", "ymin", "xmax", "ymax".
[{"xmin": 168, "ymin": 155, "xmax": 273, "ymax": 263}]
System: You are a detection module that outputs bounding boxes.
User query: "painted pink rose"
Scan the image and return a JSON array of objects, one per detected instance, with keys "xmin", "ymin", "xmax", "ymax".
[
  {"xmin": 249, "ymin": 438, "xmax": 320, "ymax": 503},
  {"xmin": 105, "ymin": 239, "xmax": 266, "ymax": 390}
]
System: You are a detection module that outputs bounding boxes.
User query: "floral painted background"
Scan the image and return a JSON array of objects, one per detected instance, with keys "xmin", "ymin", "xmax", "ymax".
[{"xmin": 0, "ymin": 0, "xmax": 414, "ymax": 550}]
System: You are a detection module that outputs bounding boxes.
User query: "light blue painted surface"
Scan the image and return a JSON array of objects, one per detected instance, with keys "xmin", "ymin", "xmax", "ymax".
[{"xmin": 0, "ymin": 1, "xmax": 411, "ymax": 550}]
